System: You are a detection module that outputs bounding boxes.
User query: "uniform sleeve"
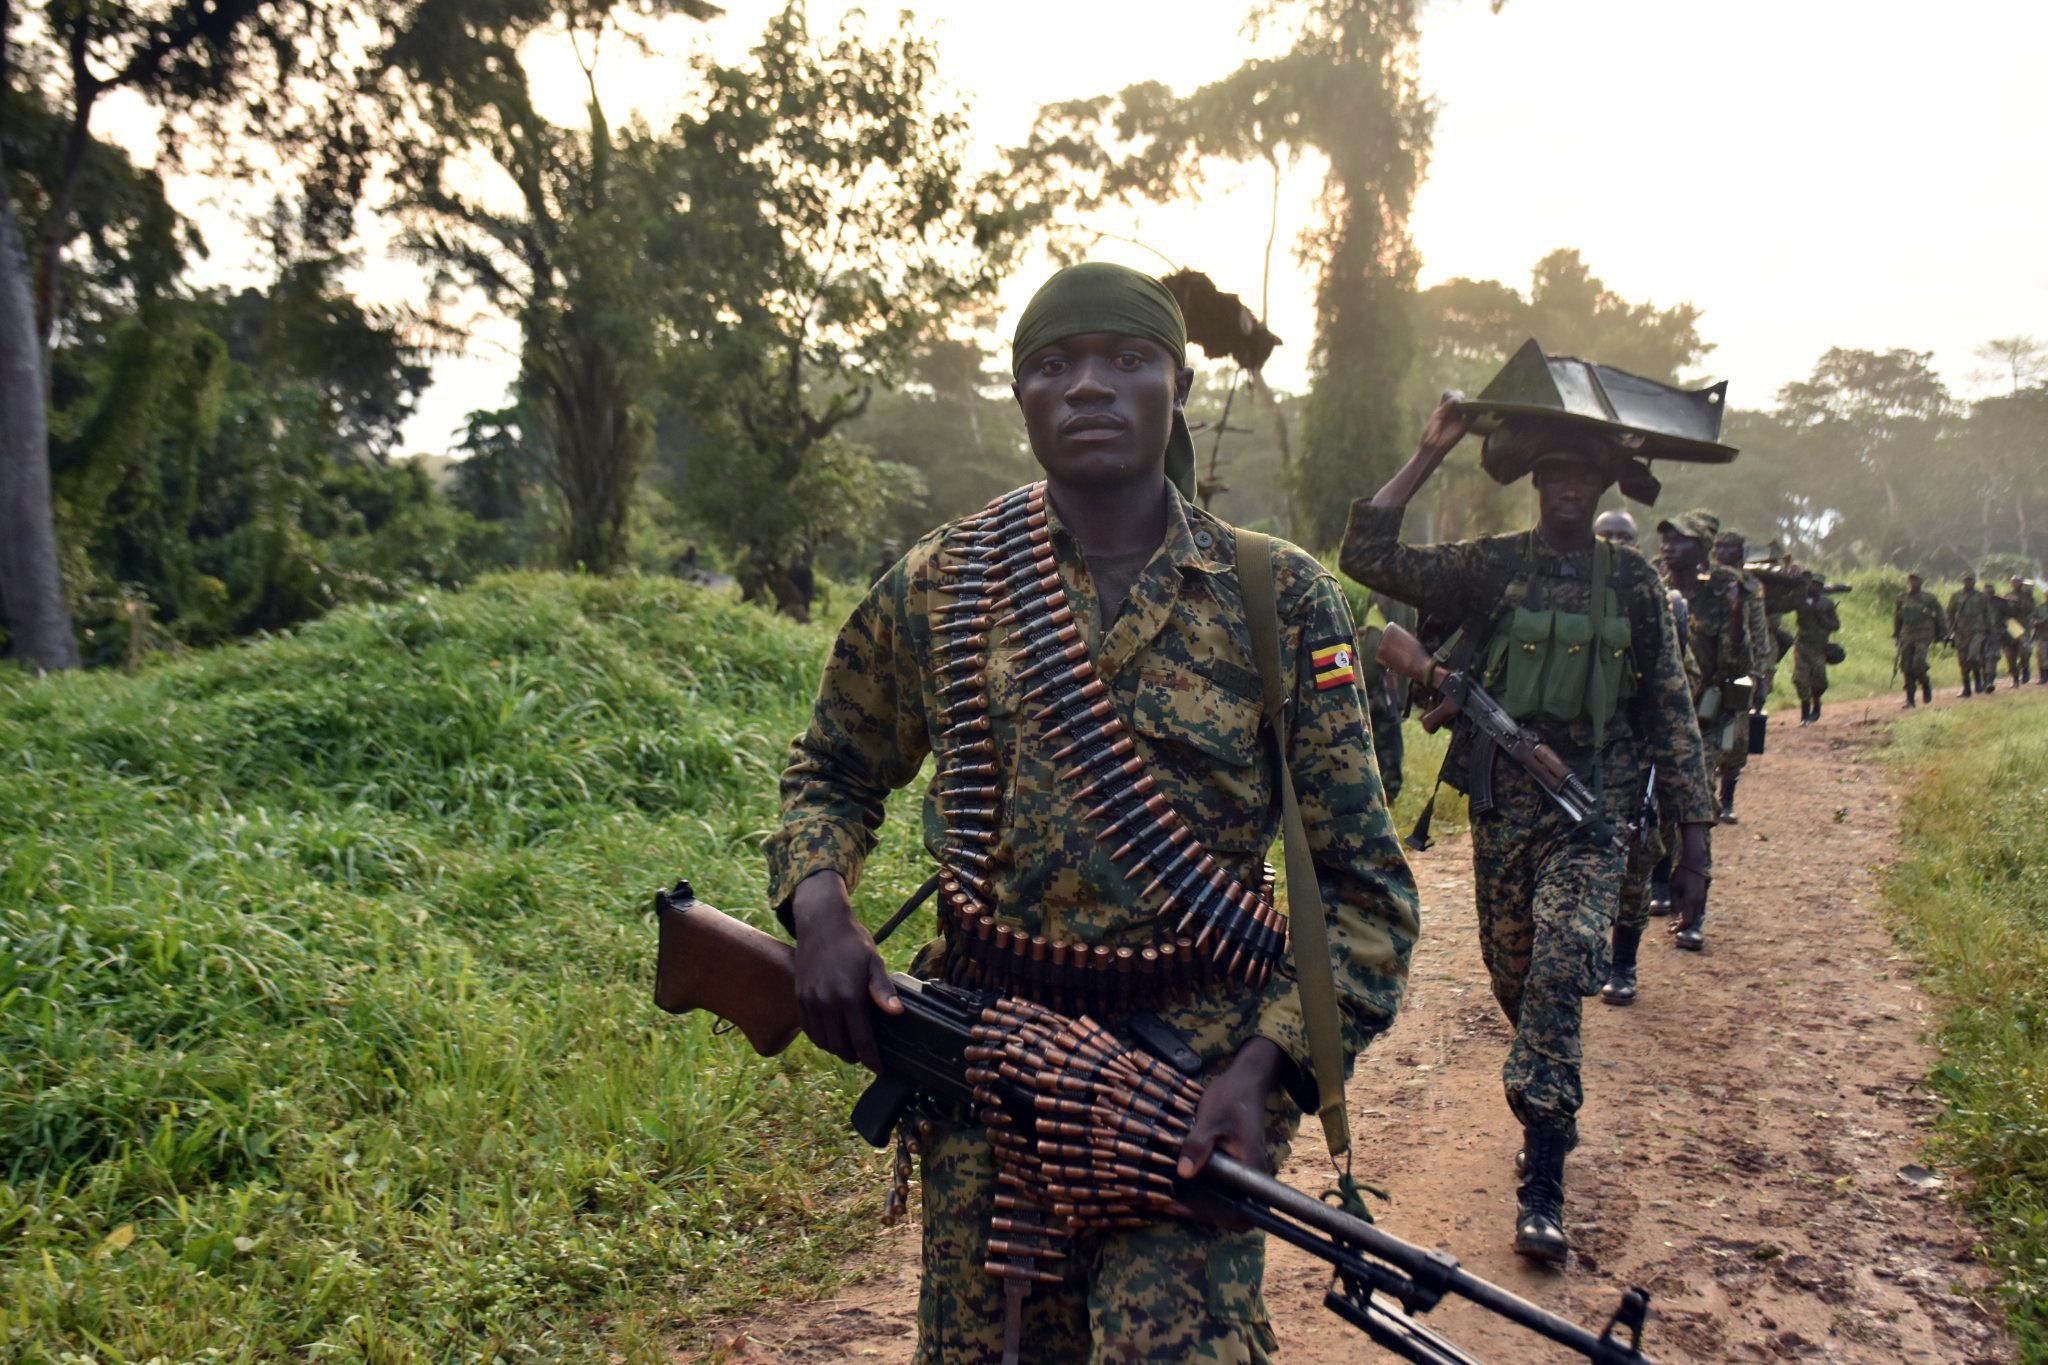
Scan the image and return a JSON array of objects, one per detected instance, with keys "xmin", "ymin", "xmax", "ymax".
[
  {"xmin": 1338, "ymin": 501, "xmax": 1505, "ymax": 620},
  {"xmin": 1633, "ymin": 565, "xmax": 1716, "ymax": 828},
  {"xmin": 764, "ymin": 558, "xmax": 933, "ymax": 922},
  {"xmin": 1244, "ymin": 564, "xmax": 1420, "ymax": 1108},
  {"xmin": 1745, "ymin": 586, "xmax": 1774, "ymax": 682}
]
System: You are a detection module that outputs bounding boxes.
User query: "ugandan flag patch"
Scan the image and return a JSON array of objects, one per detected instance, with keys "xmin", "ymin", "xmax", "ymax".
[{"xmin": 1312, "ymin": 639, "xmax": 1357, "ymax": 691}]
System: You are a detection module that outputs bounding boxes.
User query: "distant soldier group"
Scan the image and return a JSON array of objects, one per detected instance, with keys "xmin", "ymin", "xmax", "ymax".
[{"xmin": 1879, "ymin": 569, "xmax": 2046, "ymax": 707}]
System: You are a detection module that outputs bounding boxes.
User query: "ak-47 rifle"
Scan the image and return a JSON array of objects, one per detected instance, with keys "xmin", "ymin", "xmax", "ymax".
[
  {"xmin": 655, "ymin": 883, "xmax": 1660, "ymax": 1365},
  {"xmin": 1374, "ymin": 622, "xmax": 1597, "ymax": 825}
]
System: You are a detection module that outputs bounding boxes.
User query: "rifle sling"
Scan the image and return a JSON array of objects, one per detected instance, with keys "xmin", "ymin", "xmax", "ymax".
[{"xmin": 1237, "ymin": 530, "xmax": 1350, "ymax": 1159}]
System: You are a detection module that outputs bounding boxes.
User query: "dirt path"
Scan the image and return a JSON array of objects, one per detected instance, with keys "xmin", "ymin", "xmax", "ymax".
[{"xmin": 693, "ymin": 692, "xmax": 2016, "ymax": 1363}]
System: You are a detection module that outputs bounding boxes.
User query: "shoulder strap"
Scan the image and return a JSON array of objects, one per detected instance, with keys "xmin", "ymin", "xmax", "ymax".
[
  {"xmin": 1583, "ymin": 538, "xmax": 1612, "ymax": 835},
  {"xmin": 1237, "ymin": 530, "xmax": 1350, "ymax": 1159}
]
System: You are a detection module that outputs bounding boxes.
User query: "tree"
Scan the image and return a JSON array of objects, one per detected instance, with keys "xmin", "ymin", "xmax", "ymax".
[
  {"xmin": 0, "ymin": 0, "xmax": 369, "ymax": 669},
  {"xmin": 377, "ymin": 0, "xmax": 719, "ymax": 575},
  {"xmin": 657, "ymin": 4, "xmax": 1009, "ymax": 605},
  {"xmin": 1776, "ymin": 348, "xmax": 1952, "ymax": 563},
  {"xmin": 1975, "ymin": 335, "xmax": 2047, "ymax": 396}
]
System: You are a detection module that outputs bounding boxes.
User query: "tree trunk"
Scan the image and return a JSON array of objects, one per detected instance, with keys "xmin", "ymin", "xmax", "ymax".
[{"xmin": 0, "ymin": 183, "xmax": 80, "ymax": 670}]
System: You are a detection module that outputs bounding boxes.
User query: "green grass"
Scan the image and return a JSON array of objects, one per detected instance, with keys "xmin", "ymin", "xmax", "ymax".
[
  {"xmin": 1882, "ymin": 689, "xmax": 2048, "ymax": 1356},
  {"xmin": 0, "ymin": 574, "xmax": 933, "ymax": 1361}
]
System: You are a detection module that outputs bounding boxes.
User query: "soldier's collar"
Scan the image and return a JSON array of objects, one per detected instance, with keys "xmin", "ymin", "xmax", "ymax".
[
  {"xmin": 1168, "ymin": 487, "xmax": 1232, "ymax": 576},
  {"xmin": 1038, "ymin": 480, "xmax": 1228, "ymax": 577}
]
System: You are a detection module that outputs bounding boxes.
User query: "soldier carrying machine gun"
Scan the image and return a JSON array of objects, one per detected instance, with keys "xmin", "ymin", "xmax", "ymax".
[{"xmin": 655, "ymin": 881, "xmax": 1662, "ymax": 1365}]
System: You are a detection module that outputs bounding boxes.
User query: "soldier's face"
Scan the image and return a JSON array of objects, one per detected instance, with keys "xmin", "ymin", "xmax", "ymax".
[
  {"xmin": 1713, "ymin": 543, "xmax": 1741, "ymax": 567},
  {"xmin": 1660, "ymin": 530, "xmax": 1705, "ymax": 577},
  {"xmin": 1532, "ymin": 461, "xmax": 1605, "ymax": 532},
  {"xmin": 1013, "ymin": 333, "xmax": 1193, "ymax": 489}
]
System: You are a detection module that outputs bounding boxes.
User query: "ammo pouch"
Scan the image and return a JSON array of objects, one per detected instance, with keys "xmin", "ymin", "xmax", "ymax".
[
  {"xmin": 1696, "ymin": 684, "xmax": 1722, "ymax": 724},
  {"xmin": 1484, "ymin": 600, "xmax": 1633, "ymax": 725}
]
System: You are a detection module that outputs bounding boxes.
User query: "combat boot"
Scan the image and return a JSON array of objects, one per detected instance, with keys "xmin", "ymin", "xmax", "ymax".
[
  {"xmin": 1601, "ymin": 925, "xmax": 1642, "ymax": 1006},
  {"xmin": 1923, "ymin": 680, "xmax": 1933, "ymax": 703},
  {"xmin": 1717, "ymin": 774, "xmax": 1739, "ymax": 823},
  {"xmin": 1904, "ymin": 685, "xmax": 1916, "ymax": 709},
  {"xmin": 1673, "ymin": 904, "xmax": 1705, "ymax": 951},
  {"xmin": 1810, "ymin": 699, "xmax": 1822, "ymax": 724},
  {"xmin": 1514, "ymin": 1127, "xmax": 1570, "ymax": 1266}
]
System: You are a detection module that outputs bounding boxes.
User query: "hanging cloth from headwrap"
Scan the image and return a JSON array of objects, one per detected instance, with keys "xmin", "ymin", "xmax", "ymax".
[{"xmin": 1010, "ymin": 262, "xmax": 1198, "ymax": 501}]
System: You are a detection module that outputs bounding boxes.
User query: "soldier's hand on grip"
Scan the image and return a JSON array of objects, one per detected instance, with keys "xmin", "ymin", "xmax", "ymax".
[{"xmin": 791, "ymin": 870, "xmax": 902, "ymax": 1072}]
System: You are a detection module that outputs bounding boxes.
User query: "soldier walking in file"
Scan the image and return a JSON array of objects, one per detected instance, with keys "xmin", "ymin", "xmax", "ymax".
[
  {"xmin": 1791, "ymin": 571, "xmax": 1842, "ymax": 722},
  {"xmin": 1893, "ymin": 572, "xmax": 1943, "ymax": 707},
  {"xmin": 1711, "ymin": 530, "xmax": 1772, "ymax": 823},
  {"xmin": 2032, "ymin": 590, "xmax": 2048, "ymax": 685},
  {"xmin": 1656, "ymin": 510, "xmax": 1745, "ymax": 951},
  {"xmin": 1342, "ymin": 341, "xmax": 1719, "ymax": 1264},
  {"xmin": 2003, "ymin": 577, "xmax": 2036, "ymax": 685},
  {"xmin": 773, "ymin": 262, "xmax": 1420, "ymax": 1361},
  {"xmin": 1948, "ymin": 572, "xmax": 1999, "ymax": 696}
]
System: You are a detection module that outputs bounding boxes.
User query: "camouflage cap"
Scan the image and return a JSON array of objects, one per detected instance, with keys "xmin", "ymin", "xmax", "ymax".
[
  {"xmin": 1713, "ymin": 529, "xmax": 1745, "ymax": 552},
  {"xmin": 1657, "ymin": 508, "xmax": 1720, "ymax": 544}
]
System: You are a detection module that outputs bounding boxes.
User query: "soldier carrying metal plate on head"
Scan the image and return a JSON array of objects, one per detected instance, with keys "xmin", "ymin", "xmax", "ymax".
[{"xmin": 1340, "ymin": 340, "xmax": 1726, "ymax": 1265}]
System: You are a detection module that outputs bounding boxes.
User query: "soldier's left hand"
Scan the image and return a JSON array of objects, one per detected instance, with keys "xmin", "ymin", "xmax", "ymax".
[{"xmin": 1179, "ymin": 1037, "xmax": 1285, "ymax": 1180}]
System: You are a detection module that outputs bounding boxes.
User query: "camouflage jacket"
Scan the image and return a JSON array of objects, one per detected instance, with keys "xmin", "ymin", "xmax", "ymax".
[
  {"xmin": 1794, "ymin": 594, "xmax": 1841, "ymax": 663},
  {"xmin": 1680, "ymin": 565, "xmax": 1752, "ymax": 695},
  {"xmin": 2006, "ymin": 591, "xmax": 2037, "ymax": 638},
  {"xmin": 1893, "ymin": 589, "xmax": 1945, "ymax": 645},
  {"xmin": 1739, "ymin": 572, "xmax": 1775, "ymax": 684},
  {"xmin": 767, "ymin": 485, "xmax": 1420, "ymax": 1096},
  {"xmin": 1948, "ymin": 587, "xmax": 1998, "ymax": 639},
  {"xmin": 1338, "ymin": 503, "xmax": 1716, "ymax": 827},
  {"xmin": 2031, "ymin": 599, "xmax": 2048, "ymax": 641}
]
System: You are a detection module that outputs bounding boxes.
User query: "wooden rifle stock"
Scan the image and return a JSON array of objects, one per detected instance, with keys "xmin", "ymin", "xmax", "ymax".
[{"xmin": 652, "ymin": 881, "xmax": 803, "ymax": 1057}]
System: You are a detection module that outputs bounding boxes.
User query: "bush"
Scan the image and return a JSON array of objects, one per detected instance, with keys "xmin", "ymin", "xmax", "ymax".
[{"xmin": 0, "ymin": 574, "xmax": 929, "ymax": 1358}]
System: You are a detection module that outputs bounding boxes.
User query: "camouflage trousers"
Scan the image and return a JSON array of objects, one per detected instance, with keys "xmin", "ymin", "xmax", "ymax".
[
  {"xmin": 1469, "ymin": 758, "xmax": 1634, "ymax": 1135},
  {"xmin": 1616, "ymin": 808, "xmax": 1669, "ymax": 935},
  {"xmin": 1898, "ymin": 639, "xmax": 1933, "ymax": 690},
  {"xmin": 1717, "ymin": 711, "xmax": 1756, "ymax": 780},
  {"xmin": 914, "ymin": 1118, "xmax": 1278, "ymax": 1363},
  {"xmin": 1792, "ymin": 651, "xmax": 1830, "ymax": 703},
  {"xmin": 1956, "ymin": 634, "xmax": 1996, "ymax": 685},
  {"xmin": 2005, "ymin": 634, "xmax": 2034, "ymax": 682}
]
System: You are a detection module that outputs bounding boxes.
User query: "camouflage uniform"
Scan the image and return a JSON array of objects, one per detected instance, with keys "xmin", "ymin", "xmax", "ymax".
[
  {"xmin": 1613, "ymin": 583, "xmax": 1694, "ymax": 936},
  {"xmin": 1359, "ymin": 624, "xmax": 1405, "ymax": 804},
  {"xmin": 2032, "ymin": 599, "xmax": 2048, "ymax": 682},
  {"xmin": 1715, "ymin": 569, "xmax": 1773, "ymax": 795},
  {"xmin": 2004, "ymin": 587, "xmax": 2037, "ymax": 684},
  {"xmin": 768, "ymin": 486, "xmax": 1421, "ymax": 1363},
  {"xmin": 1792, "ymin": 593, "xmax": 1841, "ymax": 705},
  {"xmin": 1340, "ymin": 505, "xmax": 1714, "ymax": 1135},
  {"xmin": 1948, "ymin": 585, "xmax": 2000, "ymax": 693},
  {"xmin": 1680, "ymin": 565, "xmax": 1750, "ymax": 773},
  {"xmin": 1893, "ymin": 587, "xmax": 1944, "ymax": 703}
]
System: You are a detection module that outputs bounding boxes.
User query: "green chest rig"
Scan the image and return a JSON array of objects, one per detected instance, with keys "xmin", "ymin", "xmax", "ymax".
[{"xmin": 1480, "ymin": 533, "xmax": 1635, "ymax": 729}]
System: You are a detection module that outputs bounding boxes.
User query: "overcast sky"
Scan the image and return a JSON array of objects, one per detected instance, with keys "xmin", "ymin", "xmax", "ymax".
[{"xmin": 108, "ymin": 0, "xmax": 2048, "ymax": 454}]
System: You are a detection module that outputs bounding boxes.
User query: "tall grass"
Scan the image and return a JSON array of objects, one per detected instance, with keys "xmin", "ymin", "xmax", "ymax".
[
  {"xmin": 1883, "ymin": 691, "xmax": 2048, "ymax": 1356},
  {"xmin": 0, "ymin": 574, "xmax": 930, "ymax": 1360}
]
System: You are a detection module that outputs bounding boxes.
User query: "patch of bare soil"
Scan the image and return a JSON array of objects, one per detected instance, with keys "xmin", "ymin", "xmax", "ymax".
[{"xmin": 688, "ymin": 691, "xmax": 2015, "ymax": 1362}]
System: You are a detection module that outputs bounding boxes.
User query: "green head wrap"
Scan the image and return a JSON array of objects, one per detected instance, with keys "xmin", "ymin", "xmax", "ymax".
[{"xmin": 1010, "ymin": 262, "xmax": 1197, "ymax": 501}]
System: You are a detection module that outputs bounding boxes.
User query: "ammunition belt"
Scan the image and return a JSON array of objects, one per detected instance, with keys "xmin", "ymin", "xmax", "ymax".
[{"xmin": 926, "ymin": 482, "xmax": 1286, "ymax": 1014}]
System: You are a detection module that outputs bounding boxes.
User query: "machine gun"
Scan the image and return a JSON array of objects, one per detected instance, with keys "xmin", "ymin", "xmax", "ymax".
[
  {"xmin": 654, "ymin": 882, "xmax": 1659, "ymax": 1365},
  {"xmin": 1373, "ymin": 622, "xmax": 1597, "ymax": 825}
]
